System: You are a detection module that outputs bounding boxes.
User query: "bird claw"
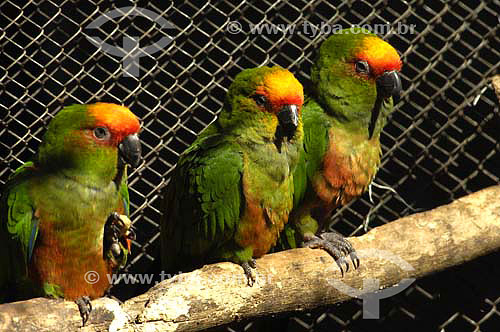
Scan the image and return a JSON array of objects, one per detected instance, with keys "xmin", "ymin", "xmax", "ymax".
[
  {"xmin": 107, "ymin": 212, "xmax": 133, "ymax": 240},
  {"xmin": 302, "ymin": 231, "xmax": 359, "ymax": 276},
  {"xmin": 126, "ymin": 226, "xmax": 136, "ymax": 241},
  {"xmin": 75, "ymin": 296, "xmax": 92, "ymax": 326},
  {"xmin": 105, "ymin": 212, "xmax": 134, "ymax": 259},
  {"xmin": 241, "ymin": 259, "xmax": 257, "ymax": 286}
]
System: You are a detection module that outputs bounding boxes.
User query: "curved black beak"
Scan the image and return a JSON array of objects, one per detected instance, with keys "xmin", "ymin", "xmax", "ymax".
[
  {"xmin": 119, "ymin": 133, "xmax": 141, "ymax": 167},
  {"xmin": 277, "ymin": 104, "xmax": 299, "ymax": 140},
  {"xmin": 376, "ymin": 70, "xmax": 402, "ymax": 99},
  {"xmin": 368, "ymin": 70, "xmax": 402, "ymax": 139}
]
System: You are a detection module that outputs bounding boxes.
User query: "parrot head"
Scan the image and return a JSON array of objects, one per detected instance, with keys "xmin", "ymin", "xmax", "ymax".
[
  {"xmin": 220, "ymin": 66, "xmax": 304, "ymax": 149},
  {"xmin": 311, "ymin": 28, "xmax": 402, "ymax": 138},
  {"xmin": 38, "ymin": 103, "xmax": 141, "ymax": 185}
]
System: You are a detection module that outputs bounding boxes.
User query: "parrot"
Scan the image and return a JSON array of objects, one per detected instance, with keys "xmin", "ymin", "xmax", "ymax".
[
  {"xmin": 161, "ymin": 66, "xmax": 304, "ymax": 285},
  {"xmin": 280, "ymin": 28, "xmax": 403, "ymax": 273},
  {"xmin": 0, "ymin": 103, "xmax": 141, "ymax": 325}
]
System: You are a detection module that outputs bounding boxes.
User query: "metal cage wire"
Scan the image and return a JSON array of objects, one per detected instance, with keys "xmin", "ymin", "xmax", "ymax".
[{"xmin": 1, "ymin": 0, "xmax": 499, "ymax": 331}]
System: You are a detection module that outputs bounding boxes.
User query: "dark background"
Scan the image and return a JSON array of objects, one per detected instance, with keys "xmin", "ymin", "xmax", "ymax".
[{"xmin": 1, "ymin": 1, "xmax": 499, "ymax": 331}]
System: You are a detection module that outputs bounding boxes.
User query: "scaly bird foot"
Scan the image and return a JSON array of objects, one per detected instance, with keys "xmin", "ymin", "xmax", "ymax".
[
  {"xmin": 302, "ymin": 231, "xmax": 359, "ymax": 276},
  {"xmin": 106, "ymin": 212, "xmax": 133, "ymax": 240},
  {"xmin": 105, "ymin": 212, "xmax": 135, "ymax": 259},
  {"xmin": 75, "ymin": 296, "xmax": 92, "ymax": 326},
  {"xmin": 240, "ymin": 259, "xmax": 257, "ymax": 286}
]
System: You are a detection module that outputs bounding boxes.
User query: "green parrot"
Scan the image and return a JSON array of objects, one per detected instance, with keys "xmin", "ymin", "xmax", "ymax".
[
  {"xmin": 0, "ymin": 103, "xmax": 141, "ymax": 324},
  {"xmin": 161, "ymin": 66, "xmax": 304, "ymax": 285},
  {"xmin": 281, "ymin": 28, "xmax": 403, "ymax": 273}
]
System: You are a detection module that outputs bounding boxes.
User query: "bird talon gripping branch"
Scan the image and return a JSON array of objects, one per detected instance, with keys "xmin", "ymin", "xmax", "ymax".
[
  {"xmin": 241, "ymin": 259, "xmax": 257, "ymax": 286},
  {"xmin": 75, "ymin": 296, "xmax": 92, "ymax": 326},
  {"xmin": 303, "ymin": 231, "xmax": 359, "ymax": 276}
]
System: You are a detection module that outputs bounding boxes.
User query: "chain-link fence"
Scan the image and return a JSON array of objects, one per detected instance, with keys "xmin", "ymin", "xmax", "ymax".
[{"xmin": 1, "ymin": 0, "xmax": 499, "ymax": 331}]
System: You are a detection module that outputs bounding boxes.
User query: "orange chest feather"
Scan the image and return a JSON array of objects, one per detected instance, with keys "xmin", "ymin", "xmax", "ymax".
[
  {"xmin": 235, "ymin": 165, "xmax": 293, "ymax": 257},
  {"xmin": 28, "ymin": 196, "xmax": 124, "ymax": 300},
  {"xmin": 313, "ymin": 129, "xmax": 381, "ymax": 206},
  {"xmin": 29, "ymin": 216, "xmax": 113, "ymax": 300}
]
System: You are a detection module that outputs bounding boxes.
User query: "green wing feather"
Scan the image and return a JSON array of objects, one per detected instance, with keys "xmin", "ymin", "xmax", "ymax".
[
  {"xmin": 161, "ymin": 132, "xmax": 244, "ymax": 272},
  {"xmin": 280, "ymin": 99, "xmax": 331, "ymax": 250},
  {"xmin": 293, "ymin": 99, "xmax": 331, "ymax": 208},
  {"xmin": 0, "ymin": 162, "xmax": 40, "ymax": 301},
  {"xmin": 118, "ymin": 165, "xmax": 130, "ymax": 217},
  {"xmin": 303, "ymin": 100, "xmax": 331, "ymax": 184}
]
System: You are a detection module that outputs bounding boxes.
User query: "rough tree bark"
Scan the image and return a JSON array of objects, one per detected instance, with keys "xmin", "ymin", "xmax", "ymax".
[
  {"xmin": 1, "ymin": 185, "xmax": 500, "ymax": 332},
  {"xmin": 492, "ymin": 75, "xmax": 500, "ymax": 102}
]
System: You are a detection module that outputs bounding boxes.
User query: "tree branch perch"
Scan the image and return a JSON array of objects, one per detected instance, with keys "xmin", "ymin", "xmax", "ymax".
[{"xmin": 1, "ymin": 185, "xmax": 500, "ymax": 332}]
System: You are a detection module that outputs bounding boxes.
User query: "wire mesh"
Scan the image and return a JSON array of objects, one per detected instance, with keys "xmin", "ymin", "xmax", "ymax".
[{"xmin": 1, "ymin": 0, "xmax": 499, "ymax": 331}]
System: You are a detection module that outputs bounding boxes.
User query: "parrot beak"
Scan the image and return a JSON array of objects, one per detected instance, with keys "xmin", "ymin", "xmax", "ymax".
[
  {"xmin": 119, "ymin": 134, "xmax": 142, "ymax": 168},
  {"xmin": 276, "ymin": 104, "xmax": 299, "ymax": 140},
  {"xmin": 368, "ymin": 70, "xmax": 402, "ymax": 139},
  {"xmin": 376, "ymin": 70, "xmax": 402, "ymax": 100}
]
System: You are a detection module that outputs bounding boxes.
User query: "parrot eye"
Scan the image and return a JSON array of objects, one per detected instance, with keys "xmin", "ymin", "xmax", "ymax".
[
  {"xmin": 93, "ymin": 127, "xmax": 110, "ymax": 140},
  {"xmin": 355, "ymin": 60, "xmax": 370, "ymax": 74},
  {"xmin": 253, "ymin": 94, "xmax": 268, "ymax": 107}
]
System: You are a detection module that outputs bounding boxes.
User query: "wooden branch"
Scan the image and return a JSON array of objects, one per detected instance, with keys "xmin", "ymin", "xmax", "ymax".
[
  {"xmin": 492, "ymin": 75, "xmax": 500, "ymax": 103},
  {"xmin": 1, "ymin": 185, "xmax": 500, "ymax": 332}
]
